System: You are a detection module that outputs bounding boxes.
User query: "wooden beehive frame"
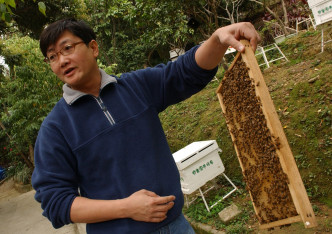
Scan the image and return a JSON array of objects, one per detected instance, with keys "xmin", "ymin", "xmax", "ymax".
[{"xmin": 216, "ymin": 40, "xmax": 317, "ymax": 229}]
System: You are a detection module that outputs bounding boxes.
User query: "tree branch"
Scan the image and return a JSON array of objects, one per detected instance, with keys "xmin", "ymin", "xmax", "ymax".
[{"xmin": 249, "ymin": 0, "xmax": 289, "ymax": 35}]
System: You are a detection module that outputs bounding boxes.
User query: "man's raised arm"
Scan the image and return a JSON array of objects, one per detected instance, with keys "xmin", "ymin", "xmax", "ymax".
[{"xmin": 195, "ymin": 22, "xmax": 261, "ymax": 70}]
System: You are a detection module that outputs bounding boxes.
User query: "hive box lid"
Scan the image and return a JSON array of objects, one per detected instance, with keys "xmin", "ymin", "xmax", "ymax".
[{"xmin": 172, "ymin": 140, "xmax": 221, "ymax": 170}]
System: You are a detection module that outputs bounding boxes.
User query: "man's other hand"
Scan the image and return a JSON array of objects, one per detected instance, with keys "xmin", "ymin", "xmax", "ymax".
[{"xmin": 125, "ymin": 189, "xmax": 176, "ymax": 223}]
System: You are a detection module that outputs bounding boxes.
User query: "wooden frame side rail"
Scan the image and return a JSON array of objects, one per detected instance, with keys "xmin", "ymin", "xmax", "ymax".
[{"xmin": 216, "ymin": 40, "xmax": 317, "ymax": 229}]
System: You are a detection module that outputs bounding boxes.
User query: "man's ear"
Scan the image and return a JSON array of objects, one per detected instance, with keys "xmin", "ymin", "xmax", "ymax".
[{"xmin": 89, "ymin": 40, "xmax": 99, "ymax": 58}]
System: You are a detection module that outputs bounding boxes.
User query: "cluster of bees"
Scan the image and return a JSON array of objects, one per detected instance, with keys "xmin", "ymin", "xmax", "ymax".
[{"xmin": 219, "ymin": 58, "xmax": 298, "ymax": 224}]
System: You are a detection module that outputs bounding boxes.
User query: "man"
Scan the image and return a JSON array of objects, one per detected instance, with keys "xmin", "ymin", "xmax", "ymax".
[{"xmin": 32, "ymin": 18, "xmax": 260, "ymax": 234}]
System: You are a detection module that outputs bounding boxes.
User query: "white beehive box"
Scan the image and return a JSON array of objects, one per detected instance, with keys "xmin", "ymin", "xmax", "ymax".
[
  {"xmin": 172, "ymin": 140, "xmax": 225, "ymax": 194},
  {"xmin": 308, "ymin": 0, "xmax": 332, "ymax": 25}
]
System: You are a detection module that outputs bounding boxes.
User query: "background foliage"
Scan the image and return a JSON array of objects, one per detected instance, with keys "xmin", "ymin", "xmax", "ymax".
[{"xmin": 0, "ymin": 36, "xmax": 62, "ymax": 173}]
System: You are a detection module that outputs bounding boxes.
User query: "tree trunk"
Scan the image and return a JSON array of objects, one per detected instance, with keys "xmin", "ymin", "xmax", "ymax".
[
  {"xmin": 211, "ymin": 0, "xmax": 219, "ymax": 28},
  {"xmin": 29, "ymin": 144, "xmax": 34, "ymax": 166},
  {"xmin": 281, "ymin": 0, "xmax": 289, "ymax": 27}
]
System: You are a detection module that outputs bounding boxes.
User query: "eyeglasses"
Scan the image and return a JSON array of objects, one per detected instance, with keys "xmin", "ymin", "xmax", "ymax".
[{"xmin": 44, "ymin": 41, "xmax": 85, "ymax": 64}]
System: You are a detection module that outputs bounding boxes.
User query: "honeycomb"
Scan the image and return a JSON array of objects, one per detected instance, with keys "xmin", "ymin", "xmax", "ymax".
[{"xmin": 219, "ymin": 57, "xmax": 298, "ymax": 224}]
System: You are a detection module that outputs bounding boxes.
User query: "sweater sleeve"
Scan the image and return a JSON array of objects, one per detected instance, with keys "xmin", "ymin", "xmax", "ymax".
[
  {"xmin": 125, "ymin": 45, "xmax": 218, "ymax": 112},
  {"xmin": 31, "ymin": 124, "xmax": 79, "ymax": 228}
]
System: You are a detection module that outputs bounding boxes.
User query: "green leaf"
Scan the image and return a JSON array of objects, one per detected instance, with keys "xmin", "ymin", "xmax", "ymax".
[
  {"xmin": 4, "ymin": 11, "xmax": 10, "ymax": 22},
  {"xmin": 5, "ymin": 0, "xmax": 15, "ymax": 8},
  {"xmin": 0, "ymin": 3, "xmax": 6, "ymax": 13},
  {"xmin": 5, "ymin": 4, "xmax": 12, "ymax": 14},
  {"xmin": 38, "ymin": 2, "xmax": 46, "ymax": 16}
]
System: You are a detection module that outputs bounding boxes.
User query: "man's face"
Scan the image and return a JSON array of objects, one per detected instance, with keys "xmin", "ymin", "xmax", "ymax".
[{"xmin": 46, "ymin": 30, "xmax": 99, "ymax": 90}]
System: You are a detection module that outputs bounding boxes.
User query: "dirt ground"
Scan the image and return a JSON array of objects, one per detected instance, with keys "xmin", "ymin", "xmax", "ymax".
[{"xmin": 0, "ymin": 179, "xmax": 22, "ymax": 202}]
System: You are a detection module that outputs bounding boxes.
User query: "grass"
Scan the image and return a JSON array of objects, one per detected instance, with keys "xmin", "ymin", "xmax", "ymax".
[{"xmin": 159, "ymin": 27, "xmax": 332, "ymax": 232}]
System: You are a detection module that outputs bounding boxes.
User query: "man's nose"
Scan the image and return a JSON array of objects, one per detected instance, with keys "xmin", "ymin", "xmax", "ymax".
[{"xmin": 59, "ymin": 54, "xmax": 69, "ymax": 67}]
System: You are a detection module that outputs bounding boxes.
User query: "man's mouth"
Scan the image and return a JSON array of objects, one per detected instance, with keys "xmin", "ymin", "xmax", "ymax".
[{"xmin": 64, "ymin": 68, "xmax": 75, "ymax": 75}]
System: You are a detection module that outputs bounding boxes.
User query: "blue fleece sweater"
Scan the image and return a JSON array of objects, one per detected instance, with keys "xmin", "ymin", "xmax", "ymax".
[{"xmin": 31, "ymin": 46, "xmax": 217, "ymax": 234}]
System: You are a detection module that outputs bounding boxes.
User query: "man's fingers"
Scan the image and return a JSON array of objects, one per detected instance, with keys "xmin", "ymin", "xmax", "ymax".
[
  {"xmin": 127, "ymin": 190, "xmax": 176, "ymax": 223},
  {"xmin": 248, "ymin": 31, "xmax": 261, "ymax": 52},
  {"xmin": 141, "ymin": 190, "xmax": 175, "ymax": 203},
  {"xmin": 238, "ymin": 22, "xmax": 261, "ymax": 52},
  {"xmin": 231, "ymin": 38, "xmax": 245, "ymax": 53},
  {"xmin": 222, "ymin": 22, "xmax": 260, "ymax": 53},
  {"xmin": 155, "ymin": 201, "xmax": 174, "ymax": 212},
  {"xmin": 156, "ymin": 195, "xmax": 176, "ymax": 204}
]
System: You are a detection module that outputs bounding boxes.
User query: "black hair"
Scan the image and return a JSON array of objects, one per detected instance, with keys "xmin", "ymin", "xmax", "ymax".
[{"xmin": 39, "ymin": 18, "xmax": 96, "ymax": 57}]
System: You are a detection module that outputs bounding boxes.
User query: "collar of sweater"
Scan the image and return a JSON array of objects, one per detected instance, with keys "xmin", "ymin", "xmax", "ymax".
[{"xmin": 62, "ymin": 69, "xmax": 117, "ymax": 105}]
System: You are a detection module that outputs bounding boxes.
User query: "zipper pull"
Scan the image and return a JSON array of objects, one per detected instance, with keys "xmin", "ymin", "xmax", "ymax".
[
  {"xmin": 100, "ymin": 102, "xmax": 107, "ymax": 112},
  {"xmin": 96, "ymin": 97, "xmax": 107, "ymax": 112}
]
